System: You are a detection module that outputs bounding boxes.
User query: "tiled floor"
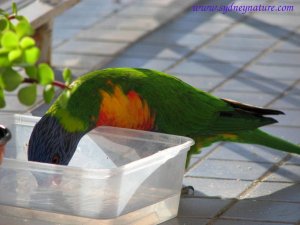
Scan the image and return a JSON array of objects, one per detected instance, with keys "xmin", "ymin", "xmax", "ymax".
[{"xmin": 2, "ymin": 0, "xmax": 300, "ymax": 224}]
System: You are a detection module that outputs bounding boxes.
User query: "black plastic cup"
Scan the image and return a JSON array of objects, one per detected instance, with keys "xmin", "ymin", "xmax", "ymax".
[{"xmin": 0, "ymin": 125, "xmax": 12, "ymax": 164}]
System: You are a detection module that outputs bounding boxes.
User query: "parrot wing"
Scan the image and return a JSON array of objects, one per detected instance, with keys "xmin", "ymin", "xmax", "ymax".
[{"xmin": 129, "ymin": 69, "xmax": 280, "ymax": 137}]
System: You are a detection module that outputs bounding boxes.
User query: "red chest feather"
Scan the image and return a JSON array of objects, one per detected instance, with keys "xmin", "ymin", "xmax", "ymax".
[{"xmin": 97, "ymin": 85, "xmax": 155, "ymax": 130}]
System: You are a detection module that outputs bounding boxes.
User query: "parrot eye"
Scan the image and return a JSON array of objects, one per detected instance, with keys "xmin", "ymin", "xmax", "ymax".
[{"xmin": 51, "ymin": 154, "xmax": 60, "ymax": 164}]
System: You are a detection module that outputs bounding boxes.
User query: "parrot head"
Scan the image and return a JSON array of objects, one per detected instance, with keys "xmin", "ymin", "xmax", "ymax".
[{"xmin": 28, "ymin": 115, "xmax": 84, "ymax": 165}]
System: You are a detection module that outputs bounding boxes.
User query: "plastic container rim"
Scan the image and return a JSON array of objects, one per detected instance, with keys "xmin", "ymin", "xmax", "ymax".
[{"xmin": 1, "ymin": 114, "xmax": 195, "ymax": 179}]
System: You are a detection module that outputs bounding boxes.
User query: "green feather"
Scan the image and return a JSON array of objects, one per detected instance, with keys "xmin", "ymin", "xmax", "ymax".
[{"xmin": 237, "ymin": 129, "xmax": 300, "ymax": 155}]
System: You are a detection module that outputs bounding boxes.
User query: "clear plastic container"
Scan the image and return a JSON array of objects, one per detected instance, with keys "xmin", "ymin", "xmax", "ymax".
[{"xmin": 0, "ymin": 114, "xmax": 194, "ymax": 225}]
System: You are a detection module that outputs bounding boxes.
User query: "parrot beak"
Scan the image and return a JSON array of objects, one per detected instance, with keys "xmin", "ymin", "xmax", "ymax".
[{"xmin": 0, "ymin": 125, "xmax": 12, "ymax": 165}]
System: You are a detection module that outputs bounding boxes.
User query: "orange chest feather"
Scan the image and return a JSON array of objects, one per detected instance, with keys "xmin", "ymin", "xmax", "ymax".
[{"xmin": 96, "ymin": 85, "xmax": 155, "ymax": 130}]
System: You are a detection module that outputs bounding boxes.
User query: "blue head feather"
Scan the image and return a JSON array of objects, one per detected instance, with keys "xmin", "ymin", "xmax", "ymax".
[{"xmin": 28, "ymin": 115, "xmax": 84, "ymax": 165}]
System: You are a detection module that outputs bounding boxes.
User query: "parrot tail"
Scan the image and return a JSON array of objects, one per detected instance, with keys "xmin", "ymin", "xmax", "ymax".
[{"xmin": 237, "ymin": 129, "xmax": 300, "ymax": 155}]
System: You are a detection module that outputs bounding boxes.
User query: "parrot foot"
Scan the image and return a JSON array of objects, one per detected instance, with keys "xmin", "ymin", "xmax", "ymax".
[{"xmin": 181, "ymin": 185, "xmax": 194, "ymax": 196}]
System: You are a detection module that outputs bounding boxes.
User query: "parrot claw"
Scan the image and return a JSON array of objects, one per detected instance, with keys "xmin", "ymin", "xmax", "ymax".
[{"xmin": 181, "ymin": 185, "xmax": 194, "ymax": 196}]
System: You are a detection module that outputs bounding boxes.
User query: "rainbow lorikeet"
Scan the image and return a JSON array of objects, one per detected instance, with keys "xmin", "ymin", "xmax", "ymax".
[{"xmin": 28, "ymin": 68, "xmax": 300, "ymax": 166}]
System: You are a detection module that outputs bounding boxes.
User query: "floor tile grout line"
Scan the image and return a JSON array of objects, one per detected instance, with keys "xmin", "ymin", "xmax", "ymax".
[
  {"xmin": 90, "ymin": 1, "xmax": 199, "ymax": 71},
  {"xmin": 162, "ymin": 18, "xmax": 246, "ymax": 73},
  {"xmin": 184, "ymin": 176, "xmax": 299, "ymax": 184},
  {"xmin": 286, "ymin": 163, "xmax": 300, "ymax": 166},
  {"xmin": 178, "ymin": 214, "xmax": 294, "ymax": 224},
  {"xmin": 58, "ymin": 37, "xmax": 136, "ymax": 44},
  {"xmin": 86, "ymin": 54, "xmax": 300, "ymax": 66},
  {"xmin": 241, "ymin": 154, "xmax": 291, "ymax": 185},
  {"xmin": 205, "ymin": 90, "xmax": 300, "ymax": 95},
  {"xmin": 54, "ymin": 46, "xmax": 129, "ymax": 58},
  {"xmin": 181, "ymin": 195, "xmax": 300, "ymax": 204},
  {"xmin": 208, "ymin": 25, "xmax": 300, "ymax": 94},
  {"xmin": 52, "ymin": 1, "xmax": 137, "ymax": 49},
  {"xmin": 264, "ymin": 79, "xmax": 300, "ymax": 108},
  {"xmin": 185, "ymin": 175, "xmax": 300, "ymax": 184},
  {"xmin": 184, "ymin": 175, "xmax": 269, "ymax": 183},
  {"xmin": 53, "ymin": 0, "xmax": 197, "ymax": 64},
  {"xmin": 161, "ymin": 0, "xmax": 280, "ymax": 74},
  {"xmin": 53, "ymin": 50, "xmax": 192, "ymax": 61},
  {"xmin": 257, "ymin": 62, "xmax": 300, "ymax": 69},
  {"xmin": 256, "ymin": 62, "xmax": 300, "ymax": 68},
  {"xmin": 205, "ymin": 157, "xmax": 289, "ymax": 163},
  {"xmin": 219, "ymin": 216, "xmax": 295, "ymax": 224},
  {"xmin": 205, "ymin": 154, "xmax": 292, "ymax": 225}
]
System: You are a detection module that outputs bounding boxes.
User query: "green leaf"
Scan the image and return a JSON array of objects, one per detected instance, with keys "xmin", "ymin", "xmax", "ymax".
[
  {"xmin": 43, "ymin": 84, "xmax": 55, "ymax": 103},
  {"xmin": 8, "ymin": 48, "xmax": 22, "ymax": 62},
  {"xmin": 0, "ymin": 88, "xmax": 5, "ymax": 108},
  {"xmin": 12, "ymin": 2, "xmax": 18, "ymax": 15},
  {"xmin": 5, "ymin": 19, "xmax": 14, "ymax": 31},
  {"xmin": 0, "ymin": 73, "xmax": 4, "ymax": 88},
  {"xmin": 1, "ymin": 68, "xmax": 23, "ymax": 91},
  {"xmin": 25, "ymin": 66, "xmax": 37, "ymax": 79},
  {"xmin": 59, "ymin": 90, "xmax": 70, "ymax": 108},
  {"xmin": 0, "ymin": 51, "xmax": 10, "ymax": 67},
  {"xmin": 38, "ymin": 63, "xmax": 54, "ymax": 85},
  {"xmin": 0, "ymin": 18, "xmax": 7, "ymax": 31},
  {"xmin": 24, "ymin": 47, "xmax": 40, "ymax": 65},
  {"xmin": 20, "ymin": 37, "xmax": 35, "ymax": 49},
  {"xmin": 0, "ymin": 48, "xmax": 10, "ymax": 54},
  {"xmin": 1, "ymin": 31, "xmax": 19, "ymax": 49},
  {"xmin": 18, "ymin": 84, "xmax": 37, "ymax": 106},
  {"xmin": 63, "ymin": 68, "xmax": 72, "ymax": 84},
  {"xmin": 15, "ymin": 19, "xmax": 33, "ymax": 38},
  {"xmin": 0, "ymin": 9, "xmax": 9, "ymax": 16}
]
